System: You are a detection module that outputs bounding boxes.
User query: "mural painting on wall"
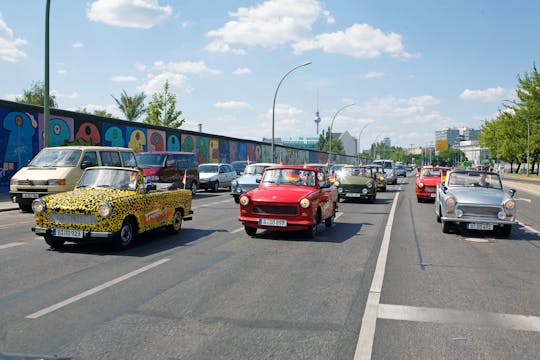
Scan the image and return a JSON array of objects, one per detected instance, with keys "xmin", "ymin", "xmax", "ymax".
[
  {"xmin": 73, "ymin": 121, "xmax": 101, "ymax": 145},
  {"xmin": 237, "ymin": 142, "xmax": 248, "ymax": 162},
  {"xmin": 229, "ymin": 142, "xmax": 238, "ymax": 162},
  {"xmin": 38, "ymin": 114, "xmax": 74, "ymax": 149},
  {"xmin": 219, "ymin": 139, "xmax": 229, "ymax": 163},
  {"xmin": 127, "ymin": 127, "xmax": 147, "ymax": 152},
  {"xmin": 196, "ymin": 136, "xmax": 209, "ymax": 164},
  {"xmin": 103, "ymin": 123, "xmax": 126, "ymax": 147},
  {"xmin": 209, "ymin": 138, "xmax": 219, "ymax": 162},
  {"xmin": 167, "ymin": 134, "xmax": 181, "ymax": 151},
  {"xmin": 147, "ymin": 129, "xmax": 166, "ymax": 152},
  {"xmin": 181, "ymin": 134, "xmax": 195, "ymax": 153}
]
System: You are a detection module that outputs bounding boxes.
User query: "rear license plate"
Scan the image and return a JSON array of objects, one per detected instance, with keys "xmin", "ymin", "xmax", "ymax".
[
  {"xmin": 52, "ymin": 228, "xmax": 83, "ymax": 238},
  {"xmin": 346, "ymin": 193, "xmax": 361, "ymax": 197},
  {"xmin": 467, "ymin": 223, "xmax": 494, "ymax": 230},
  {"xmin": 258, "ymin": 218, "xmax": 287, "ymax": 227},
  {"xmin": 22, "ymin": 193, "xmax": 39, "ymax": 198}
]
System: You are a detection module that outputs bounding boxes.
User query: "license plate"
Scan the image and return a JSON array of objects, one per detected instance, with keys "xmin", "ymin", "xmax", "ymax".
[
  {"xmin": 258, "ymin": 218, "xmax": 287, "ymax": 227},
  {"xmin": 22, "ymin": 193, "xmax": 39, "ymax": 198},
  {"xmin": 467, "ymin": 223, "xmax": 494, "ymax": 230},
  {"xmin": 429, "ymin": 193, "xmax": 436, "ymax": 198},
  {"xmin": 346, "ymin": 193, "xmax": 361, "ymax": 197},
  {"xmin": 52, "ymin": 228, "xmax": 84, "ymax": 238}
]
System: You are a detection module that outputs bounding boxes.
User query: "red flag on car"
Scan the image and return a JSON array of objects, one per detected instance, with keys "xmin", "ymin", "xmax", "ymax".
[{"xmin": 182, "ymin": 170, "xmax": 187, "ymax": 189}]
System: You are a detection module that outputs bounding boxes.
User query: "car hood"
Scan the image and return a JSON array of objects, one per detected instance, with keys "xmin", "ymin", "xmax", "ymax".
[
  {"xmin": 338, "ymin": 176, "xmax": 373, "ymax": 185},
  {"xmin": 236, "ymin": 174, "xmax": 261, "ymax": 184},
  {"xmin": 42, "ymin": 188, "xmax": 136, "ymax": 210},
  {"xmin": 199, "ymin": 172, "xmax": 218, "ymax": 180},
  {"xmin": 445, "ymin": 187, "xmax": 510, "ymax": 204},
  {"xmin": 248, "ymin": 185, "xmax": 317, "ymax": 203},
  {"xmin": 417, "ymin": 177, "xmax": 441, "ymax": 186}
]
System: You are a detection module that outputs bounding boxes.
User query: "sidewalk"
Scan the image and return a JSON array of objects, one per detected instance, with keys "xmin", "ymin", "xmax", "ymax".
[{"xmin": 0, "ymin": 192, "xmax": 18, "ymax": 212}]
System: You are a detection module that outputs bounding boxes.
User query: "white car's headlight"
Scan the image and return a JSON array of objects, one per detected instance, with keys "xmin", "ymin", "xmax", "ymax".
[
  {"xmin": 504, "ymin": 199, "xmax": 515, "ymax": 210},
  {"xmin": 98, "ymin": 202, "xmax": 112, "ymax": 218},
  {"xmin": 232, "ymin": 179, "xmax": 237, "ymax": 186},
  {"xmin": 300, "ymin": 198, "xmax": 310, "ymax": 208},
  {"xmin": 32, "ymin": 199, "xmax": 45, "ymax": 213},
  {"xmin": 47, "ymin": 179, "xmax": 66, "ymax": 185},
  {"xmin": 445, "ymin": 197, "xmax": 456, "ymax": 207}
]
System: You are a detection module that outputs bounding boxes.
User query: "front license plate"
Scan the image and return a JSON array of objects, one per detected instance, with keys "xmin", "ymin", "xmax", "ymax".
[
  {"xmin": 345, "ymin": 193, "xmax": 361, "ymax": 197},
  {"xmin": 22, "ymin": 193, "xmax": 39, "ymax": 198},
  {"xmin": 258, "ymin": 218, "xmax": 287, "ymax": 227},
  {"xmin": 467, "ymin": 223, "xmax": 494, "ymax": 230},
  {"xmin": 429, "ymin": 193, "xmax": 436, "ymax": 198},
  {"xmin": 52, "ymin": 228, "xmax": 83, "ymax": 238}
]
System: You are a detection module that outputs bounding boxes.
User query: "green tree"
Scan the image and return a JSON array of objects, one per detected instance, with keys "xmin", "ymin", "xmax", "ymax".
[
  {"xmin": 144, "ymin": 81, "xmax": 185, "ymax": 128},
  {"xmin": 111, "ymin": 90, "xmax": 146, "ymax": 121},
  {"xmin": 318, "ymin": 126, "xmax": 344, "ymax": 154},
  {"xmin": 15, "ymin": 81, "xmax": 58, "ymax": 108},
  {"xmin": 77, "ymin": 107, "xmax": 113, "ymax": 118}
]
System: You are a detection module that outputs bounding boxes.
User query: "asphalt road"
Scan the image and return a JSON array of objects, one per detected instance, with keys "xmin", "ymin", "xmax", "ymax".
[{"xmin": 0, "ymin": 176, "xmax": 538, "ymax": 360}]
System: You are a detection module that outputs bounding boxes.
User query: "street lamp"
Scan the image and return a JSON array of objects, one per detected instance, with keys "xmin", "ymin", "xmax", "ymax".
[
  {"xmin": 526, "ymin": 118, "xmax": 530, "ymax": 176},
  {"xmin": 328, "ymin": 103, "xmax": 355, "ymax": 164},
  {"xmin": 44, "ymin": 0, "xmax": 51, "ymax": 148},
  {"xmin": 358, "ymin": 123, "xmax": 370, "ymax": 163},
  {"xmin": 271, "ymin": 61, "xmax": 312, "ymax": 162}
]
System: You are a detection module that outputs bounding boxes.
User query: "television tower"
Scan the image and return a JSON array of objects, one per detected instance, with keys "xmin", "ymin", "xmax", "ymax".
[{"xmin": 314, "ymin": 91, "xmax": 321, "ymax": 134}]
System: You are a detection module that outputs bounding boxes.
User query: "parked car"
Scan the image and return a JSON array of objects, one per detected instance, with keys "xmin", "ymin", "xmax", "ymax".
[
  {"xmin": 10, "ymin": 146, "xmax": 138, "ymax": 212},
  {"xmin": 434, "ymin": 170, "xmax": 517, "ymax": 237},
  {"xmin": 230, "ymin": 162, "xmax": 277, "ymax": 203},
  {"xmin": 365, "ymin": 163, "xmax": 387, "ymax": 192},
  {"xmin": 198, "ymin": 163, "xmax": 237, "ymax": 191},
  {"xmin": 373, "ymin": 159, "xmax": 397, "ymax": 185},
  {"xmin": 238, "ymin": 165, "xmax": 337, "ymax": 238},
  {"xmin": 416, "ymin": 166, "xmax": 445, "ymax": 202},
  {"xmin": 31, "ymin": 167, "xmax": 193, "ymax": 250},
  {"xmin": 136, "ymin": 151, "xmax": 199, "ymax": 195},
  {"xmin": 231, "ymin": 160, "xmax": 250, "ymax": 175},
  {"xmin": 334, "ymin": 165, "xmax": 377, "ymax": 203}
]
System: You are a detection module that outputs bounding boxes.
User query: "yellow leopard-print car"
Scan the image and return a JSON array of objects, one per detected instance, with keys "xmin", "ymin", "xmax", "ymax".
[{"xmin": 32, "ymin": 167, "xmax": 193, "ymax": 250}]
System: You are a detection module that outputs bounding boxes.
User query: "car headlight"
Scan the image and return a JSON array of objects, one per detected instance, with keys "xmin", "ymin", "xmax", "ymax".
[
  {"xmin": 445, "ymin": 197, "xmax": 456, "ymax": 207},
  {"xmin": 334, "ymin": 181, "xmax": 340, "ymax": 187},
  {"xmin": 32, "ymin": 199, "xmax": 45, "ymax": 214},
  {"xmin": 231, "ymin": 179, "xmax": 237, "ymax": 186},
  {"xmin": 367, "ymin": 182, "xmax": 373, "ymax": 188},
  {"xmin": 504, "ymin": 199, "xmax": 515, "ymax": 210},
  {"xmin": 498, "ymin": 211, "xmax": 507, "ymax": 220},
  {"xmin": 337, "ymin": 187, "xmax": 343, "ymax": 193},
  {"xmin": 362, "ymin": 188, "xmax": 368, "ymax": 194},
  {"xmin": 418, "ymin": 182, "xmax": 424, "ymax": 188},
  {"xmin": 98, "ymin": 202, "xmax": 112, "ymax": 218},
  {"xmin": 48, "ymin": 179, "xmax": 66, "ymax": 185},
  {"xmin": 239, "ymin": 195, "xmax": 250, "ymax": 206},
  {"xmin": 300, "ymin": 198, "xmax": 310, "ymax": 208},
  {"xmin": 455, "ymin": 209, "xmax": 463, "ymax": 218}
]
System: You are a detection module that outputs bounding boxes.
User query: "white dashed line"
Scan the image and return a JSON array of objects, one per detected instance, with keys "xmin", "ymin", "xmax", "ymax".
[{"xmin": 0, "ymin": 242, "xmax": 24, "ymax": 250}]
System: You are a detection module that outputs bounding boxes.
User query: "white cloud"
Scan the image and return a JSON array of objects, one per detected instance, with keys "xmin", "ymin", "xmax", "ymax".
[
  {"xmin": 0, "ymin": 14, "xmax": 27, "ymax": 62},
  {"xmin": 233, "ymin": 67, "xmax": 252, "ymax": 75},
  {"xmin": 206, "ymin": 0, "xmax": 330, "ymax": 51},
  {"xmin": 214, "ymin": 101, "xmax": 252, "ymax": 109},
  {"xmin": 112, "ymin": 75, "xmax": 138, "ymax": 82},
  {"xmin": 459, "ymin": 86, "xmax": 511, "ymax": 102},
  {"xmin": 87, "ymin": 0, "xmax": 172, "ymax": 29},
  {"xmin": 51, "ymin": 90, "xmax": 79, "ymax": 99},
  {"xmin": 153, "ymin": 60, "xmax": 222, "ymax": 75},
  {"xmin": 72, "ymin": 41, "xmax": 84, "ymax": 48},
  {"xmin": 57, "ymin": 69, "xmax": 67, "ymax": 75},
  {"xmin": 76, "ymin": 103, "xmax": 122, "ymax": 118},
  {"xmin": 358, "ymin": 95, "xmax": 439, "ymax": 118},
  {"xmin": 293, "ymin": 23, "xmax": 413, "ymax": 59},
  {"xmin": 137, "ymin": 72, "xmax": 191, "ymax": 94},
  {"xmin": 365, "ymin": 72, "xmax": 384, "ymax": 79}
]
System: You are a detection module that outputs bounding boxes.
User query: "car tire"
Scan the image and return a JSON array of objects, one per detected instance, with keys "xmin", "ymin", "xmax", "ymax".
[
  {"xmin": 114, "ymin": 218, "xmax": 136, "ymax": 250},
  {"xmin": 44, "ymin": 235, "xmax": 65, "ymax": 249},
  {"xmin": 190, "ymin": 182, "xmax": 197, "ymax": 196},
  {"xmin": 245, "ymin": 226, "xmax": 257, "ymax": 236},
  {"xmin": 442, "ymin": 220, "xmax": 450, "ymax": 233},
  {"xmin": 233, "ymin": 196, "xmax": 240, "ymax": 204},
  {"xmin": 167, "ymin": 209, "xmax": 183, "ymax": 234},
  {"xmin": 498, "ymin": 224, "xmax": 512, "ymax": 238},
  {"xmin": 436, "ymin": 207, "xmax": 441, "ymax": 223},
  {"xmin": 212, "ymin": 181, "xmax": 219, "ymax": 192},
  {"xmin": 417, "ymin": 197, "xmax": 423, "ymax": 203},
  {"xmin": 381, "ymin": 186, "xmax": 386, "ymax": 192},
  {"xmin": 305, "ymin": 222, "xmax": 317, "ymax": 238},
  {"xmin": 324, "ymin": 209, "xmax": 335, "ymax": 228},
  {"xmin": 18, "ymin": 202, "xmax": 32, "ymax": 212}
]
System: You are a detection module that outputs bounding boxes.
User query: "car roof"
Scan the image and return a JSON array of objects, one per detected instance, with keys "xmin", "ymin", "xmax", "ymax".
[{"xmin": 137, "ymin": 151, "xmax": 194, "ymax": 155}]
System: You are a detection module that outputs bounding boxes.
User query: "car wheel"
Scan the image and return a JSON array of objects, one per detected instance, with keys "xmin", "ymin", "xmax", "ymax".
[
  {"xmin": 442, "ymin": 220, "xmax": 450, "ymax": 233},
  {"xmin": 305, "ymin": 223, "xmax": 317, "ymax": 238},
  {"xmin": 44, "ymin": 235, "xmax": 65, "ymax": 249},
  {"xmin": 436, "ymin": 207, "xmax": 441, "ymax": 223},
  {"xmin": 212, "ymin": 181, "xmax": 219, "ymax": 192},
  {"xmin": 190, "ymin": 182, "xmax": 197, "ymax": 196},
  {"xmin": 167, "ymin": 209, "xmax": 183, "ymax": 234},
  {"xmin": 325, "ymin": 209, "xmax": 335, "ymax": 228},
  {"xmin": 381, "ymin": 186, "xmax": 386, "ymax": 192},
  {"xmin": 233, "ymin": 196, "xmax": 240, "ymax": 204},
  {"xmin": 114, "ymin": 218, "xmax": 136, "ymax": 250},
  {"xmin": 498, "ymin": 224, "xmax": 512, "ymax": 238},
  {"xmin": 417, "ymin": 197, "xmax": 423, "ymax": 203},
  {"xmin": 245, "ymin": 226, "xmax": 257, "ymax": 236},
  {"xmin": 19, "ymin": 202, "xmax": 32, "ymax": 212}
]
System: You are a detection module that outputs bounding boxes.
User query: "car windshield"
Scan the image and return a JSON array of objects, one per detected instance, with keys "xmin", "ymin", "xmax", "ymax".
[
  {"xmin": 29, "ymin": 148, "xmax": 82, "ymax": 167},
  {"xmin": 447, "ymin": 172, "xmax": 502, "ymax": 189},
  {"xmin": 199, "ymin": 165, "xmax": 218, "ymax": 173},
  {"xmin": 261, "ymin": 168, "xmax": 316, "ymax": 186},
  {"xmin": 244, "ymin": 164, "xmax": 271, "ymax": 175},
  {"xmin": 421, "ymin": 168, "xmax": 442, "ymax": 177},
  {"xmin": 135, "ymin": 154, "xmax": 166, "ymax": 167},
  {"xmin": 342, "ymin": 167, "xmax": 371, "ymax": 177},
  {"xmin": 77, "ymin": 168, "xmax": 139, "ymax": 191}
]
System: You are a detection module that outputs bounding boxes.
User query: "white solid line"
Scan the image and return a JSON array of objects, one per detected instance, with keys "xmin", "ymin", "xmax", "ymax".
[
  {"xmin": 518, "ymin": 221, "xmax": 540, "ymax": 235},
  {"xmin": 354, "ymin": 192, "xmax": 399, "ymax": 360},
  {"xmin": 231, "ymin": 227, "xmax": 243, "ymax": 234},
  {"xmin": 0, "ymin": 242, "xmax": 24, "ymax": 250},
  {"xmin": 335, "ymin": 212, "xmax": 344, "ymax": 220},
  {"xmin": 26, "ymin": 258, "xmax": 170, "ymax": 319},
  {"xmin": 378, "ymin": 304, "xmax": 540, "ymax": 332}
]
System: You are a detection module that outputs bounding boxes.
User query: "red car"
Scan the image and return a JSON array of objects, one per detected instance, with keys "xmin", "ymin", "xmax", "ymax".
[
  {"xmin": 238, "ymin": 165, "xmax": 338, "ymax": 237},
  {"xmin": 416, "ymin": 166, "xmax": 448, "ymax": 202}
]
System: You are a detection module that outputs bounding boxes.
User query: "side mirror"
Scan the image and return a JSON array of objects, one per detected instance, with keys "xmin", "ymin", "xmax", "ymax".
[
  {"xmin": 146, "ymin": 183, "xmax": 157, "ymax": 191},
  {"xmin": 509, "ymin": 188, "xmax": 516, "ymax": 197},
  {"xmin": 81, "ymin": 161, "xmax": 96, "ymax": 169}
]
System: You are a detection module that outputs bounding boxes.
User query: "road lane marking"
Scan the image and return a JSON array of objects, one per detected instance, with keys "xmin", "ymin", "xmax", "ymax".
[
  {"xmin": 0, "ymin": 242, "xmax": 24, "ymax": 250},
  {"xmin": 354, "ymin": 192, "xmax": 399, "ymax": 360},
  {"xmin": 26, "ymin": 258, "xmax": 170, "ymax": 319},
  {"xmin": 518, "ymin": 221, "xmax": 540, "ymax": 235},
  {"xmin": 193, "ymin": 199, "xmax": 232, "ymax": 209},
  {"xmin": 378, "ymin": 304, "xmax": 540, "ymax": 332},
  {"xmin": 0, "ymin": 220, "xmax": 35, "ymax": 230}
]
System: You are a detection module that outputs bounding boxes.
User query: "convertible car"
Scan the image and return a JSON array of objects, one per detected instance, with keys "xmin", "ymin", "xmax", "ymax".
[
  {"xmin": 334, "ymin": 165, "xmax": 377, "ymax": 203},
  {"xmin": 32, "ymin": 167, "xmax": 193, "ymax": 250},
  {"xmin": 238, "ymin": 165, "xmax": 337, "ymax": 238},
  {"xmin": 365, "ymin": 163, "xmax": 387, "ymax": 192},
  {"xmin": 434, "ymin": 170, "xmax": 517, "ymax": 237},
  {"xmin": 230, "ymin": 162, "xmax": 277, "ymax": 203}
]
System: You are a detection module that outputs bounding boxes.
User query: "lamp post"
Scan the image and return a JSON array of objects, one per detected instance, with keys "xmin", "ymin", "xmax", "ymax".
[
  {"xmin": 44, "ymin": 0, "xmax": 51, "ymax": 148},
  {"xmin": 328, "ymin": 103, "xmax": 355, "ymax": 164},
  {"xmin": 271, "ymin": 61, "xmax": 312, "ymax": 163},
  {"xmin": 526, "ymin": 118, "xmax": 530, "ymax": 176},
  {"xmin": 358, "ymin": 123, "xmax": 370, "ymax": 163}
]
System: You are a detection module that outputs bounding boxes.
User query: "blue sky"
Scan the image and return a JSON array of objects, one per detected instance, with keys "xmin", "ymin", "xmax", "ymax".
[{"xmin": 1, "ymin": 0, "xmax": 539, "ymax": 150}]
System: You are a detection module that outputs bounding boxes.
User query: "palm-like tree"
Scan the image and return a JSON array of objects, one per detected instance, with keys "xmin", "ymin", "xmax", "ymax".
[{"xmin": 111, "ymin": 90, "xmax": 146, "ymax": 121}]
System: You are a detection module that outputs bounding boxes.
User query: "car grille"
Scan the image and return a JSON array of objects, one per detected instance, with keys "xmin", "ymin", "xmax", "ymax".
[
  {"xmin": 48, "ymin": 212, "xmax": 97, "ymax": 225},
  {"xmin": 456, "ymin": 205, "xmax": 501, "ymax": 218},
  {"xmin": 252, "ymin": 205, "xmax": 298, "ymax": 215},
  {"xmin": 424, "ymin": 186, "xmax": 436, "ymax": 193},
  {"xmin": 14, "ymin": 180, "xmax": 49, "ymax": 185}
]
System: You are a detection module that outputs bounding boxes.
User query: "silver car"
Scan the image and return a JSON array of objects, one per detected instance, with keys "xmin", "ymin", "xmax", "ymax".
[{"xmin": 434, "ymin": 170, "xmax": 517, "ymax": 237}]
